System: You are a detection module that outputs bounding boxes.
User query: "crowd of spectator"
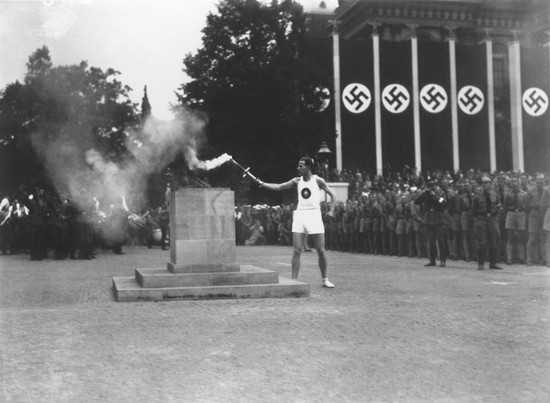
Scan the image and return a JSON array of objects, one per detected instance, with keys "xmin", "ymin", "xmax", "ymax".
[
  {"xmin": 2, "ymin": 166, "xmax": 550, "ymax": 269},
  {"xmin": 0, "ymin": 186, "xmax": 170, "ymax": 260}
]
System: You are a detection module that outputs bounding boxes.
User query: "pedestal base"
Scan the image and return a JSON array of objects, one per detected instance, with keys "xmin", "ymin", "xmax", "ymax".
[{"xmin": 113, "ymin": 266, "xmax": 309, "ymax": 301}]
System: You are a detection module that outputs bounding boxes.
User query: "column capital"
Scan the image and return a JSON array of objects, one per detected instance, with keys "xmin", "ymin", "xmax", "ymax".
[
  {"xmin": 446, "ymin": 27, "xmax": 456, "ymax": 41},
  {"xmin": 328, "ymin": 19, "xmax": 341, "ymax": 34},
  {"xmin": 370, "ymin": 23, "xmax": 380, "ymax": 36},
  {"xmin": 407, "ymin": 24, "xmax": 418, "ymax": 38}
]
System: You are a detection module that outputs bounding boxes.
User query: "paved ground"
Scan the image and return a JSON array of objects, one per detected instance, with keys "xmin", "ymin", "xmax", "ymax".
[{"xmin": 1, "ymin": 245, "xmax": 549, "ymax": 403}]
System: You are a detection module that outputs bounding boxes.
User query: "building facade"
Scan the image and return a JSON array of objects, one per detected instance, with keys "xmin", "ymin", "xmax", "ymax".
[{"xmin": 308, "ymin": 0, "xmax": 550, "ymax": 175}]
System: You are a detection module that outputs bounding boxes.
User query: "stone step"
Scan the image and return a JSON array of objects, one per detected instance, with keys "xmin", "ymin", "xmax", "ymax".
[
  {"xmin": 113, "ymin": 276, "xmax": 309, "ymax": 302},
  {"xmin": 136, "ymin": 265, "xmax": 279, "ymax": 288}
]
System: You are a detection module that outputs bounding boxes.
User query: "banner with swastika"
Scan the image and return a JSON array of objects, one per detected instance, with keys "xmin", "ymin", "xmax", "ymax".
[
  {"xmin": 521, "ymin": 45, "xmax": 550, "ymax": 173},
  {"xmin": 456, "ymin": 44, "xmax": 490, "ymax": 172},
  {"xmin": 418, "ymin": 41, "xmax": 452, "ymax": 171},
  {"xmin": 380, "ymin": 40, "xmax": 414, "ymax": 174},
  {"xmin": 340, "ymin": 37, "xmax": 376, "ymax": 172}
]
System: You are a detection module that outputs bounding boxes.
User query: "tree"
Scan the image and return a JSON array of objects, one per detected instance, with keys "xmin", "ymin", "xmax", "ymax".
[
  {"xmin": 176, "ymin": 0, "xmax": 333, "ymax": 186},
  {"xmin": 0, "ymin": 47, "xmax": 139, "ymax": 193}
]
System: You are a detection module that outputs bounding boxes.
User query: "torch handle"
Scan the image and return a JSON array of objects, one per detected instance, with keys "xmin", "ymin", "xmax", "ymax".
[
  {"xmin": 230, "ymin": 159, "xmax": 261, "ymax": 183},
  {"xmin": 242, "ymin": 167, "xmax": 260, "ymax": 182}
]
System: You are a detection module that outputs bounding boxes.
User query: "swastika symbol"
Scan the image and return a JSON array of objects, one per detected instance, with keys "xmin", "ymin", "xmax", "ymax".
[
  {"xmin": 420, "ymin": 84, "xmax": 448, "ymax": 113},
  {"xmin": 342, "ymin": 83, "xmax": 371, "ymax": 113},
  {"xmin": 382, "ymin": 84, "xmax": 410, "ymax": 113},
  {"xmin": 301, "ymin": 188, "xmax": 311, "ymax": 199},
  {"xmin": 523, "ymin": 87, "xmax": 548, "ymax": 117},
  {"xmin": 458, "ymin": 86, "xmax": 484, "ymax": 115}
]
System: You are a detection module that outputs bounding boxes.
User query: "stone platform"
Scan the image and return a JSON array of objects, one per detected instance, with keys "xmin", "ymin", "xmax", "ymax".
[
  {"xmin": 113, "ymin": 271, "xmax": 308, "ymax": 301},
  {"xmin": 113, "ymin": 188, "xmax": 309, "ymax": 301}
]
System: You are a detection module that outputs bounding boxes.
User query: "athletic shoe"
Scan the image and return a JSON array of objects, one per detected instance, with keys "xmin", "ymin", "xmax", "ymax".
[{"xmin": 322, "ymin": 278, "xmax": 335, "ymax": 288}]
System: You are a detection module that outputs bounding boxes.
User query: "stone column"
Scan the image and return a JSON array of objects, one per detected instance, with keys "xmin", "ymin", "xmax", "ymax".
[
  {"xmin": 410, "ymin": 25, "xmax": 422, "ymax": 172},
  {"xmin": 332, "ymin": 21, "xmax": 343, "ymax": 172},
  {"xmin": 373, "ymin": 25, "xmax": 383, "ymax": 177},
  {"xmin": 448, "ymin": 29, "xmax": 460, "ymax": 172},
  {"xmin": 485, "ymin": 30, "xmax": 497, "ymax": 172},
  {"xmin": 509, "ymin": 32, "xmax": 524, "ymax": 172}
]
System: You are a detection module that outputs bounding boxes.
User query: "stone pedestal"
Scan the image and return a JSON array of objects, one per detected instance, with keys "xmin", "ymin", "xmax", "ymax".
[
  {"xmin": 113, "ymin": 188, "xmax": 309, "ymax": 301},
  {"xmin": 167, "ymin": 188, "xmax": 238, "ymax": 273}
]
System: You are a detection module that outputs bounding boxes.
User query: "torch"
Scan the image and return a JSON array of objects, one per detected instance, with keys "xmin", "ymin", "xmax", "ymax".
[{"xmin": 229, "ymin": 158, "xmax": 263, "ymax": 186}]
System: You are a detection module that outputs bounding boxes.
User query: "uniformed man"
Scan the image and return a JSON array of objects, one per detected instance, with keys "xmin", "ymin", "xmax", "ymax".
[
  {"xmin": 472, "ymin": 176, "xmax": 503, "ymax": 270},
  {"xmin": 503, "ymin": 177, "xmax": 526, "ymax": 264},
  {"xmin": 524, "ymin": 173, "xmax": 545, "ymax": 265},
  {"xmin": 414, "ymin": 180, "xmax": 448, "ymax": 267}
]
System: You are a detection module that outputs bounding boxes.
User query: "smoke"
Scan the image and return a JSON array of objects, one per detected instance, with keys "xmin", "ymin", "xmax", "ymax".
[{"xmin": 30, "ymin": 107, "xmax": 219, "ymax": 213}]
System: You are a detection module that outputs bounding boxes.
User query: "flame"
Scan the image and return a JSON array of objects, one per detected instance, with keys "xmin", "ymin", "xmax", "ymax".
[
  {"xmin": 203, "ymin": 153, "xmax": 232, "ymax": 170},
  {"xmin": 187, "ymin": 150, "xmax": 232, "ymax": 171}
]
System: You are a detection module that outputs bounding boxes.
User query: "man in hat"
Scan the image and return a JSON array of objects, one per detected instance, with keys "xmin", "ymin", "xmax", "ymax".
[
  {"xmin": 472, "ymin": 175, "xmax": 503, "ymax": 270},
  {"xmin": 524, "ymin": 173, "xmax": 545, "ymax": 265},
  {"xmin": 254, "ymin": 156, "xmax": 336, "ymax": 288},
  {"xmin": 503, "ymin": 176, "xmax": 526, "ymax": 264},
  {"xmin": 458, "ymin": 180, "xmax": 475, "ymax": 262},
  {"xmin": 414, "ymin": 180, "xmax": 448, "ymax": 267}
]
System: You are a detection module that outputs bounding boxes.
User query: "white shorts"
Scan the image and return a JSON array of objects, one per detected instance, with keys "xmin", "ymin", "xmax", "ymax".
[{"xmin": 292, "ymin": 209, "xmax": 324, "ymax": 234}]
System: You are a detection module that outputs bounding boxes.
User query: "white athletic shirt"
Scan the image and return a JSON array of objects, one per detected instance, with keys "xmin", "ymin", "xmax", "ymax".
[{"xmin": 297, "ymin": 175, "xmax": 321, "ymax": 210}]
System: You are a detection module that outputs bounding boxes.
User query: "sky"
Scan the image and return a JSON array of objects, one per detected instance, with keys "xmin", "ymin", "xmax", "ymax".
[{"xmin": 0, "ymin": 0, "xmax": 337, "ymax": 120}]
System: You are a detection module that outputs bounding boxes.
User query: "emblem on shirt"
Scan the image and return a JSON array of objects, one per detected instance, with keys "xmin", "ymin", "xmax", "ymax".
[{"xmin": 301, "ymin": 188, "xmax": 312, "ymax": 199}]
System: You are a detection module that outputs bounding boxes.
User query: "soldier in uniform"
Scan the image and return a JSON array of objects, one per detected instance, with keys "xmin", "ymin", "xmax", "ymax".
[
  {"xmin": 410, "ymin": 189, "xmax": 424, "ymax": 258},
  {"xmin": 385, "ymin": 190, "xmax": 397, "ymax": 256},
  {"xmin": 442, "ymin": 179, "xmax": 460, "ymax": 261},
  {"xmin": 27, "ymin": 187, "xmax": 50, "ymax": 261},
  {"xmin": 472, "ymin": 176, "xmax": 503, "ymax": 270},
  {"xmin": 414, "ymin": 180, "xmax": 448, "ymax": 267},
  {"xmin": 458, "ymin": 181, "xmax": 475, "ymax": 262},
  {"xmin": 407, "ymin": 187, "xmax": 423, "ymax": 258},
  {"xmin": 525, "ymin": 174, "xmax": 545, "ymax": 265},
  {"xmin": 65, "ymin": 196, "xmax": 80, "ymax": 259},
  {"xmin": 540, "ymin": 183, "xmax": 550, "ymax": 267},
  {"xmin": 394, "ymin": 193, "xmax": 411, "ymax": 257},
  {"xmin": 371, "ymin": 193, "xmax": 384, "ymax": 255},
  {"xmin": 363, "ymin": 195, "xmax": 374, "ymax": 254},
  {"xmin": 51, "ymin": 194, "xmax": 69, "ymax": 260},
  {"xmin": 503, "ymin": 177, "xmax": 526, "ymax": 264},
  {"xmin": 77, "ymin": 197, "xmax": 96, "ymax": 259}
]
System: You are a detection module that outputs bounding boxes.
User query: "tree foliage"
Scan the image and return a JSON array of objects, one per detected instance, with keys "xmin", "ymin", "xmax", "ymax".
[
  {"xmin": 0, "ymin": 46, "xmax": 139, "ymax": 192},
  {"xmin": 177, "ymin": 0, "xmax": 332, "ymax": 184}
]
